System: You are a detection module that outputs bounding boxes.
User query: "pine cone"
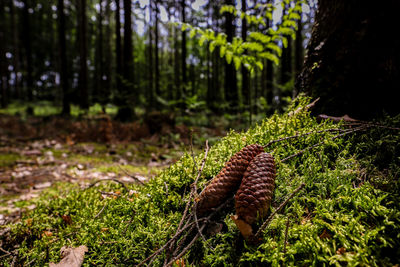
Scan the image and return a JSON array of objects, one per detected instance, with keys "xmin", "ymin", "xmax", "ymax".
[
  {"xmin": 232, "ymin": 152, "xmax": 276, "ymax": 238},
  {"xmin": 195, "ymin": 144, "xmax": 264, "ymax": 215}
]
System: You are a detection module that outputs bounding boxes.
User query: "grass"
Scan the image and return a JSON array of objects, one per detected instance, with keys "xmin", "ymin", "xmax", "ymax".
[
  {"xmin": 0, "ymin": 101, "xmax": 118, "ymax": 118},
  {"xmin": 1, "ymin": 96, "xmax": 399, "ymax": 266}
]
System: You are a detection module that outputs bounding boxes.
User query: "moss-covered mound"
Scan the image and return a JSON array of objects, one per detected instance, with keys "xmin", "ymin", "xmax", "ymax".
[{"xmin": 2, "ymin": 97, "xmax": 400, "ymax": 266}]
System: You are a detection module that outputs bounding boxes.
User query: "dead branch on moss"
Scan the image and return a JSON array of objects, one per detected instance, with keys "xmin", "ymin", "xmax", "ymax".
[
  {"xmin": 280, "ymin": 125, "xmax": 367, "ymax": 163},
  {"xmin": 255, "ymin": 183, "xmax": 305, "ymax": 239},
  {"xmin": 263, "ymin": 128, "xmax": 345, "ymax": 149},
  {"xmin": 86, "ymin": 178, "xmax": 128, "ymax": 191}
]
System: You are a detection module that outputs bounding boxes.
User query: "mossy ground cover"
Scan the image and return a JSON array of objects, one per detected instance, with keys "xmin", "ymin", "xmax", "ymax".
[{"xmin": 1, "ymin": 97, "xmax": 399, "ymax": 266}]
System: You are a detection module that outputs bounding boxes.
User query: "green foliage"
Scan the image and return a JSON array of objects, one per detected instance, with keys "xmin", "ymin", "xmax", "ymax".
[
  {"xmin": 180, "ymin": 1, "xmax": 304, "ymax": 72},
  {"xmin": 2, "ymin": 97, "xmax": 400, "ymax": 266}
]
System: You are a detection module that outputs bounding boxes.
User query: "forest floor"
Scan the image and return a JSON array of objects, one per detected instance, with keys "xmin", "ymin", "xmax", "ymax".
[{"xmin": 0, "ymin": 113, "xmax": 224, "ymax": 227}]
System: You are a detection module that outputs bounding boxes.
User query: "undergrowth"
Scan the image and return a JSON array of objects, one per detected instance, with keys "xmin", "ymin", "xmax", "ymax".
[{"xmin": 1, "ymin": 97, "xmax": 399, "ymax": 266}]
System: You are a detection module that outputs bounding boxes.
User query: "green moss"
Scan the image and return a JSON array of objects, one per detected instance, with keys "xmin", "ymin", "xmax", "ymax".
[
  {"xmin": 0, "ymin": 153, "xmax": 22, "ymax": 168},
  {"xmin": 94, "ymin": 165, "xmax": 161, "ymax": 177},
  {"xmin": 2, "ymin": 96, "xmax": 400, "ymax": 266}
]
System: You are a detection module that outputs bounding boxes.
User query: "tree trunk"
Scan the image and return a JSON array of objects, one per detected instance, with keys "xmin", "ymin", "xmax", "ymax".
[
  {"xmin": 181, "ymin": 0, "xmax": 187, "ymax": 95},
  {"xmin": 224, "ymin": 0, "xmax": 238, "ymax": 112},
  {"xmin": 148, "ymin": 1, "xmax": 154, "ymax": 108},
  {"xmin": 115, "ymin": 0, "xmax": 122, "ymax": 98},
  {"xmin": 296, "ymin": 0, "xmax": 400, "ymax": 119},
  {"xmin": 57, "ymin": 0, "xmax": 70, "ymax": 115},
  {"xmin": 0, "ymin": 0, "xmax": 7, "ymax": 107},
  {"xmin": 22, "ymin": 0, "xmax": 33, "ymax": 101},
  {"xmin": 103, "ymin": 0, "xmax": 112, "ymax": 110},
  {"xmin": 293, "ymin": 18, "xmax": 303, "ymax": 98},
  {"xmin": 154, "ymin": 0, "xmax": 160, "ymax": 96},
  {"xmin": 77, "ymin": 0, "xmax": 89, "ymax": 109},
  {"xmin": 10, "ymin": 0, "xmax": 21, "ymax": 99},
  {"xmin": 241, "ymin": 0, "xmax": 249, "ymax": 112}
]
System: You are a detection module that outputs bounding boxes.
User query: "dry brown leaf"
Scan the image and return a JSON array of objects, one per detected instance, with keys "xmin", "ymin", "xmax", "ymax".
[
  {"xmin": 49, "ymin": 245, "xmax": 88, "ymax": 267},
  {"xmin": 42, "ymin": 231, "xmax": 53, "ymax": 237},
  {"xmin": 336, "ymin": 247, "xmax": 346, "ymax": 255},
  {"xmin": 319, "ymin": 229, "xmax": 332, "ymax": 239}
]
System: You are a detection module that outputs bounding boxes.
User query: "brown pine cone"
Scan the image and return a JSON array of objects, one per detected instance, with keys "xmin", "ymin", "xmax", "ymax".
[
  {"xmin": 233, "ymin": 152, "xmax": 276, "ymax": 238},
  {"xmin": 195, "ymin": 144, "xmax": 264, "ymax": 215}
]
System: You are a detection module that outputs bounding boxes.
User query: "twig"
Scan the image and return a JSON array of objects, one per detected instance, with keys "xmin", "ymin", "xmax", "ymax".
[
  {"xmin": 118, "ymin": 166, "xmax": 145, "ymax": 185},
  {"xmin": 280, "ymin": 126, "xmax": 366, "ymax": 163},
  {"xmin": 173, "ymin": 141, "xmax": 209, "ymax": 248},
  {"xmin": 98, "ymin": 190, "xmax": 121, "ymax": 197},
  {"xmin": 137, "ymin": 219, "xmax": 204, "ymax": 267},
  {"xmin": 316, "ymin": 152, "xmax": 325, "ymax": 173},
  {"xmin": 255, "ymin": 183, "xmax": 305, "ymax": 238},
  {"xmin": 283, "ymin": 215, "xmax": 291, "ymax": 255},
  {"xmin": 138, "ymin": 197, "xmax": 231, "ymax": 267},
  {"xmin": 190, "ymin": 129, "xmax": 197, "ymax": 175},
  {"xmin": 263, "ymin": 128, "xmax": 344, "ymax": 148},
  {"xmin": 165, "ymin": 225, "xmax": 206, "ymax": 267},
  {"xmin": 94, "ymin": 203, "xmax": 108, "ymax": 219},
  {"xmin": 87, "ymin": 178, "xmax": 128, "ymax": 191}
]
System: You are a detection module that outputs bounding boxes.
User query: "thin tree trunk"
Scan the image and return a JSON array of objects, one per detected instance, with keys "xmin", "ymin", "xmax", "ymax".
[
  {"xmin": 293, "ymin": 18, "xmax": 303, "ymax": 98},
  {"xmin": 0, "ymin": 0, "xmax": 6, "ymax": 107},
  {"xmin": 10, "ymin": 0, "xmax": 20, "ymax": 99},
  {"xmin": 123, "ymin": 0, "xmax": 133, "ymax": 89},
  {"xmin": 148, "ymin": 1, "xmax": 154, "ymax": 108},
  {"xmin": 154, "ymin": 0, "xmax": 160, "ymax": 96},
  {"xmin": 57, "ymin": 0, "xmax": 70, "ymax": 115},
  {"xmin": 96, "ymin": 0, "xmax": 105, "ymax": 106},
  {"xmin": 224, "ymin": 0, "xmax": 238, "ymax": 112},
  {"xmin": 174, "ymin": 8, "xmax": 180, "ymax": 101},
  {"xmin": 77, "ymin": 0, "xmax": 89, "ymax": 109},
  {"xmin": 22, "ymin": 0, "xmax": 33, "ymax": 101},
  {"xmin": 103, "ymin": 0, "xmax": 112, "ymax": 110},
  {"xmin": 241, "ymin": 0, "xmax": 249, "ymax": 112},
  {"xmin": 181, "ymin": 0, "xmax": 187, "ymax": 96},
  {"xmin": 115, "ymin": 0, "xmax": 122, "ymax": 97}
]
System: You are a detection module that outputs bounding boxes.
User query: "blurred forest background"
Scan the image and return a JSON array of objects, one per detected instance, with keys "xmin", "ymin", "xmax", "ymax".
[{"xmin": 0, "ymin": 0, "xmax": 316, "ymax": 126}]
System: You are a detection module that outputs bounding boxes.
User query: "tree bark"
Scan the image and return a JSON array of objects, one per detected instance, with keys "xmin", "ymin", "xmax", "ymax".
[
  {"xmin": 296, "ymin": 0, "xmax": 400, "ymax": 119},
  {"xmin": 241, "ymin": 0, "xmax": 250, "ymax": 112},
  {"xmin": 22, "ymin": 0, "xmax": 33, "ymax": 101},
  {"xmin": 103, "ymin": 0, "xmax": 112, "ymax": 110},
  {"xmin": 154, "ymin": 0, "xmax": 160, "ymax": 96},
  {"xmin": 293, "ymin": 18, "xmax": 303, "ymax": 98},
  {"xmin": 77, "ymin": 0, "xmax": 89, "ymax": 109},
  {"xmin": 181, "ymin": 0, "xmax": 187, "ymax": 95},
  {"xmin": 148, "ymin": 1, "xmax": 154, "ymax": 108},
  {"xmin": 57, "ymin": 0, "xmax": 70, "ymax": 115},
  {"xmin": 115, "ymin": 0, "xmax": 122, "ymax": 98},
  {"xmin": 10, "ymin": 0, "xmax": 21, "ymax": 99},
  {"xmin": 224, "ymin": 0, "xmax": 238, "ymax": 112},
  {"xmin": 0, "ymin": 0, "xmax": 7, "ymax": 107}
]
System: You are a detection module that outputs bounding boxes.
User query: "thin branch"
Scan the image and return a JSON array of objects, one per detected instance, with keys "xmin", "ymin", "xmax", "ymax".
[
  {"xmin": 87, "ymin": 178, "xmax": 128, "ymax": 191},
  {"xmin": 174, "ymin": 141, "xmax": 209, "ymax": 245},
  {"xmin": 94, "ymin": 203, "xmax": 108, "ymax": 219},
  {"xmin": 118, "ymin": 165, "xmax": 145, "ymax": 185},
  {"xmin": 263, "ymin": 128, "xmax": 344, "ymax": 149},
  {"xmin": 165, "ymin": 225, "xmax": 206, "ymax": 267},
  {"xmin": 283, "ymin": 215, "xmax": 291, "ymax": 255},
  {"xmin": 281, "ymin": 126, "xmax": 366, "ymax": 163},
  {"xmin": 255, "ymin": 183, "xmax": 305, "ymax": 238}
]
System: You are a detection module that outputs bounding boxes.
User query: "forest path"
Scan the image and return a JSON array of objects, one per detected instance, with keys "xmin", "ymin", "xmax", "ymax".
[{"xmin": 0, "ymin": 137, "xmax": 188, "ymax": 225}]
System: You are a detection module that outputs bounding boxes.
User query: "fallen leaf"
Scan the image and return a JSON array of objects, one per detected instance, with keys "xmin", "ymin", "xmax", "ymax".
[
  {"xmin": 101, "ymin": 228, "xmax": 109, "ymax": 232},
  {"xmin": 42, "ymin": 231, "xmax": 53, "ymax": 237},
  {"xmin": 49, "ymin": 245, "xmax": 88, "ymax": 267},
  {"xmin": 319, "ymin": 229, "xmax": 332, "ymax": 239},
  {"xmin": 34, "ymin": 182, "xmax": 52, "ymax": 190},
  {"xmin": 336, "ymin": 247, "xmax": 346, "ymax": 255},
  {"xmin": 25, "ymin": 218, "xmax": 33, "ymax": 227},
  {"xmin": 62, "ymin": 215, "xmax": 72, "ymax": 225}
]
